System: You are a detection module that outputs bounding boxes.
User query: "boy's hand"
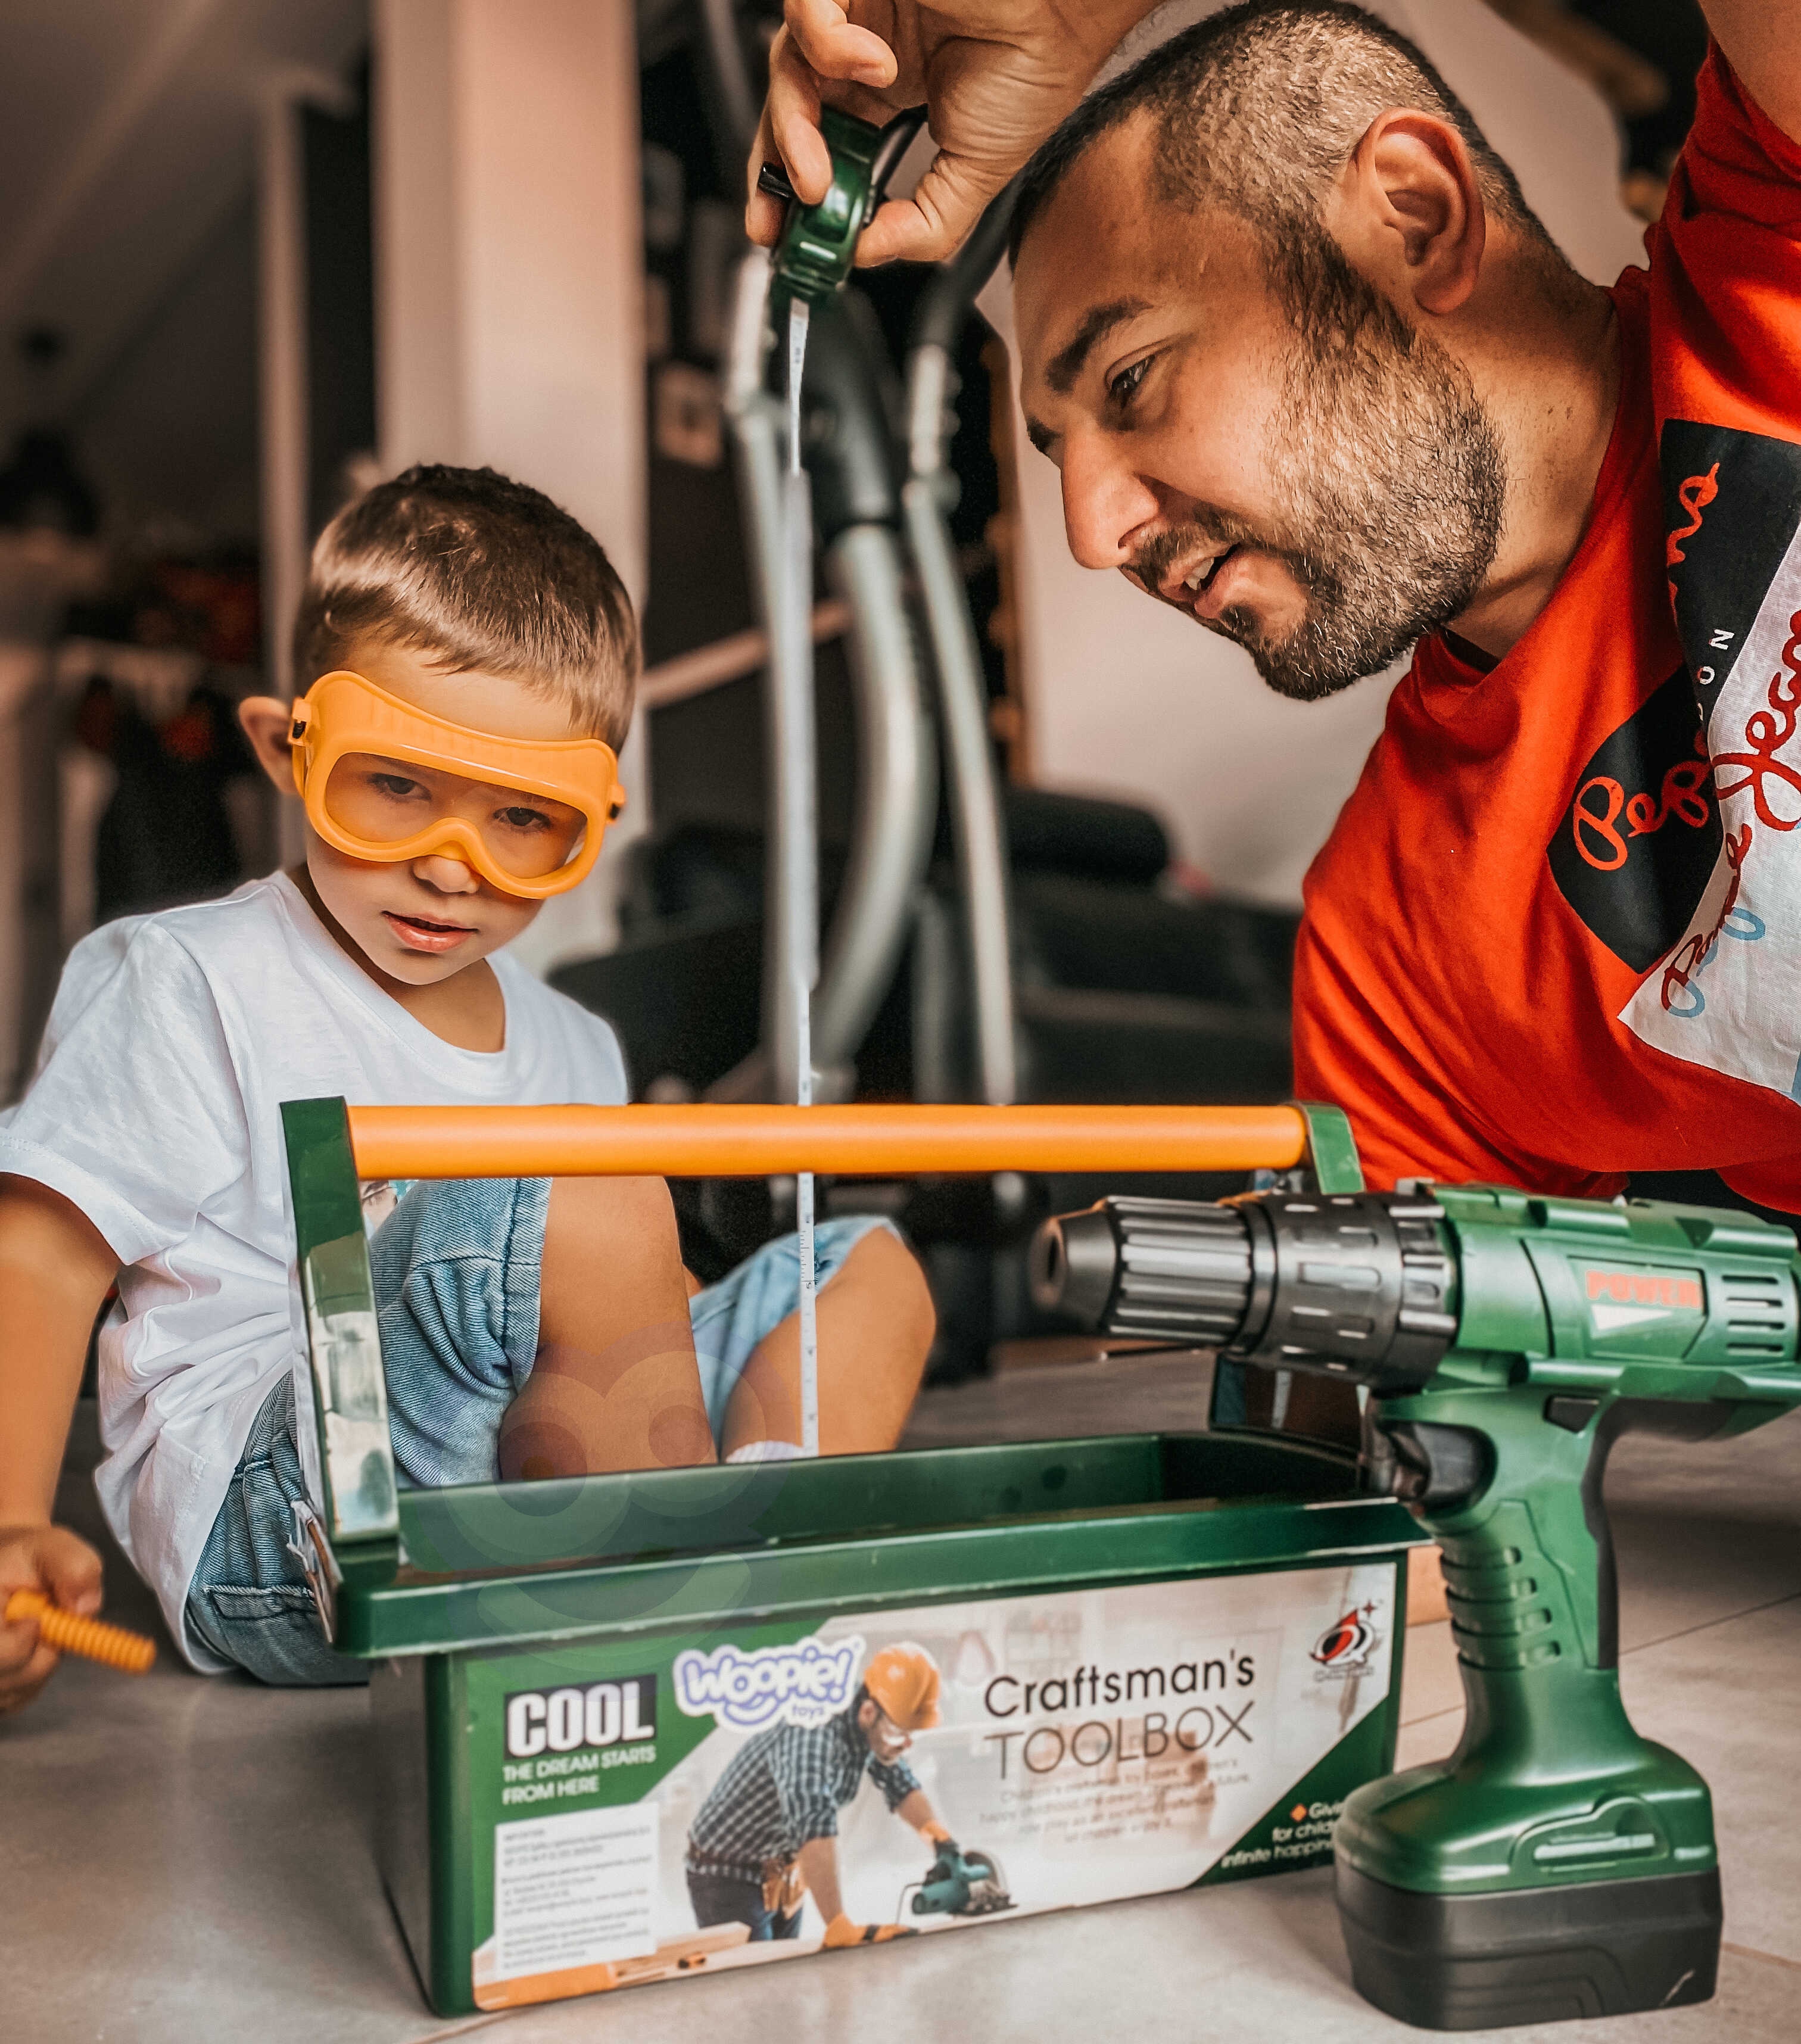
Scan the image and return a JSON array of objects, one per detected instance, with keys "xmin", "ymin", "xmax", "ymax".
[
  {"xmin": 0, "ymin": 1523, "xmax": 103, "ymax": 1715},
  {"xmin": 748, "ymin": 0, "xmax": 1161, "ymax": 266}
]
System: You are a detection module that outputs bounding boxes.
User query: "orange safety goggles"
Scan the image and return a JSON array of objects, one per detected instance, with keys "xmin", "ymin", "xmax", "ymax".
[{"xmin": 287, "ymin": 670, "xmax": 625, "ymax": 899}]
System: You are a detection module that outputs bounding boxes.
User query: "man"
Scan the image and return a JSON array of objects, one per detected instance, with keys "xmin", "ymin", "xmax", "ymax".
[
  {"xmin": 751, "ymin": 1, "xmax": 1801, "ymax": 1208},
  {"xmin": 686, "ymin": 1642, "xmax": 955, "ymax": 1945}
]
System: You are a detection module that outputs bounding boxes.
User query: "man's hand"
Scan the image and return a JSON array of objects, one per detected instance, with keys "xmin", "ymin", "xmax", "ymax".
[
  {"xmin": 748, "ymin": 0, "xmax": 1160, "ymax": 266},
  {"xmin": 822, "ymin": 1911, "xmax": 918, "ymax": 1946},
  {"xmin": 0, "ymin": 1523, "xmax": 104, "ymax": 1715}
]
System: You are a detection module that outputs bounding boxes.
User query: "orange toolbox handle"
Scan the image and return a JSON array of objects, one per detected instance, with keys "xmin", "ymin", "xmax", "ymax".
[{"xmin": 347, "ymin": 1102, "xmax": 1310, "ymax": 1182}]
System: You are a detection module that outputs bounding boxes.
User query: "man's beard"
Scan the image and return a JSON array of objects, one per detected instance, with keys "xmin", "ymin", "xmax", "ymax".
[{"xmin": 1136, "ymin": 225, "xmax": 1507, "ymax": 703}]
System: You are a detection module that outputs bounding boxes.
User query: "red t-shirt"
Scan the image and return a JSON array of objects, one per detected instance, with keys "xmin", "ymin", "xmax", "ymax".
[{"xmin": 1293, "ymin": 46, "xmax": 1801, "ymax": 1210}]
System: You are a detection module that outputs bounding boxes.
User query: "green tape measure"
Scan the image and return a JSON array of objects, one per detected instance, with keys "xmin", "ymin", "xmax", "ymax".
[{"xmin": 759, "ymin": 107, "xmax": 927, "ymax": 303}]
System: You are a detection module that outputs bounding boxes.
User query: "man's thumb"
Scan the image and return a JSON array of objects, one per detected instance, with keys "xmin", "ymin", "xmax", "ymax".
[{"xmin": 858, "ymin": 151, "xmax": 1005, "ymax": 267}]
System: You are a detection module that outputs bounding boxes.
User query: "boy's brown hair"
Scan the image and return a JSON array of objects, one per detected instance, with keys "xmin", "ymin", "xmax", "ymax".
[{"xmin": 293, "ymin": 464, "xmax": 638, "ymax": 749}]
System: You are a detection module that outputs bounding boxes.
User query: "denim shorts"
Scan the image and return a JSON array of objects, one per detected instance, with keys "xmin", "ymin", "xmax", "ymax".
[{"xmin": 185, "ymin": 1182, "xmax": 889, "ymax": 1685}]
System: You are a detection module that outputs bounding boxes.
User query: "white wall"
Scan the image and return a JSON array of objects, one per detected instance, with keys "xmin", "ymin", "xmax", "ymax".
[
  {"xmin": 981, "ymin": 0, "xmax": 1648, "ymax": 906},
  {"xmin": 76, "ymin": 192, "xmax": 261, "ymax": 549},
  {"xmin": 373, "ymin": 0, "xmax": 647, "ymax": 969}
]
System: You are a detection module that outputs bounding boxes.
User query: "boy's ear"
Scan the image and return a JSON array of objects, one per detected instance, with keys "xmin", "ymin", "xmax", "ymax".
[{"xmin": 239, "ymin": 697, "xmax": 298, "ymax": 794}]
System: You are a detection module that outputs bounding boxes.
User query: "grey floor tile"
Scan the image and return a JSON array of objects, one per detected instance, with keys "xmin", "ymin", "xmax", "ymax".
[
  {"xmin": 899, "ymin": 1351, "xmax": 1219, "ymax": 1446},
  {"xmin": 1398, "ymin": 1617, "xmax": 1462, "ymax": 1728},
  {"xmin": 2, "ymin": 1662, "xmax": 435, "ymax": 2044},
  {"xmin": 1607, "ymin": 1409, "xmax": 1801, "ymax": 1649},
  {"xmin": 451, "ymin": 1880, "xmax": 1801, "ymax": 2044},
  {"xmin": 1615, "ymin": 1594, "xmax": 1801, "ymax": 1967}
]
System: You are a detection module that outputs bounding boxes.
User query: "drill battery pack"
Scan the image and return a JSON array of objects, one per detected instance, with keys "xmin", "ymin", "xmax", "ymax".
[{"xmin": 1337, "ymin": 1863, "xmax": 1722, "ymax": 2029}]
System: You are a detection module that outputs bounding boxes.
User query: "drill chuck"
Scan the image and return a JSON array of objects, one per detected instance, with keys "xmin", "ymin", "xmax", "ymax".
[{"xmin": 1031, "ymin": 1191, "xmax": 1459, "ymax": 1396}]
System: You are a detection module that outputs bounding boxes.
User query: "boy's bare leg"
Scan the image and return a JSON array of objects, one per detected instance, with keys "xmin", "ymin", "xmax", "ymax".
[
  {"xmin": 498, "ymin": 1176, "xmax": 715, "ymax": 1479},
  {"xmin": 721, "ymin": 1229, "xmax": 935, "ymax": 1460}
]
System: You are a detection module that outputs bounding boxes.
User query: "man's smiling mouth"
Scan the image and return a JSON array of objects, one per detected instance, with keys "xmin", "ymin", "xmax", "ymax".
[
  {"xmin": 1167, "ymin": 545, "xmax": 1239, "ymax": 605},
  {"xmin": 1189, "ymin": 547, "xmax": 1236, "ymax": 591}
]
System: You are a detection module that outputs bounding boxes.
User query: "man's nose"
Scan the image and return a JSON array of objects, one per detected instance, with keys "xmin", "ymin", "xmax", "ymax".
[
  {"xmin": 411, "ymin": 852, "xmax": 482, "ymax": 895},
  {"xmin": 1060, "ymin": 428, "xmax": 1162, "ymax": 572}
]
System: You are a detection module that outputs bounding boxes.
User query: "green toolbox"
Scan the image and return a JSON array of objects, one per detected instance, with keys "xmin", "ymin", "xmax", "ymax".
[{"xmin": 282, "ymin": 1097, "xmax": 1426, "ymax": 2017}]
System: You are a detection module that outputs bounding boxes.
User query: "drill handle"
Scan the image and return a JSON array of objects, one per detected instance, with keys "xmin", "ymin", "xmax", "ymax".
[
  {"xmin": 1368, "ymin": 1400, "xmax": 1612, "ymax": 1685},
  {"xmin": 1375, "ymin": 1392, "xmax": 1734, "ymax": 1685}
]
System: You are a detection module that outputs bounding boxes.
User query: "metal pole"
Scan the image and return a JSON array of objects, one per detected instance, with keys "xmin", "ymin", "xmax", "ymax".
[
  {"xmin": 902, "ymin": 186, "xmax": 1022, "ymax": 1105},
  {"xmin": 903, "ymin": 449, "xmax": 1017, "ymax": 1104}
]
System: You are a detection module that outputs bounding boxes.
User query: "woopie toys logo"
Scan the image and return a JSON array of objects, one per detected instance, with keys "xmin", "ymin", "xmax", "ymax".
[
  {"xmin": 674, "ymin": 1634, "xmax": 865, "ymax": 1732},
  {"xmin": 1310, "ymin": 1604, "xmax": 1380, "ymax": 1680}
]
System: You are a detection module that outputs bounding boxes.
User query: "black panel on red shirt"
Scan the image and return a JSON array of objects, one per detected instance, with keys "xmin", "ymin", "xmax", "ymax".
[
  {"xmin": 1546, "ymin": 665, "xmax": 1721, "ymax": 972},
  {"xmin": 1662, "ymin": 419, "xmax": 1801, "ymax": 736}
]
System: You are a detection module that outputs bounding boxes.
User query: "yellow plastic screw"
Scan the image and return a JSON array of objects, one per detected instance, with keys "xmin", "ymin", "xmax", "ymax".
[{"xmin": 5, "ymin": 1588, "xmax": 155, "ymax": 1674}]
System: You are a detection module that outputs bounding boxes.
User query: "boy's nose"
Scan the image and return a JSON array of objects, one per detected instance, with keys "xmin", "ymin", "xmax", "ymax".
[{"xmin": 411, "ymin": 852, "xmax": 482, "ymax": 895}]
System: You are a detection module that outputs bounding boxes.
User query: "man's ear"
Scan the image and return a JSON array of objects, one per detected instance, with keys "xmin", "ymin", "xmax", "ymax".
[
  {"xmin": 239, "ymin": 697, "xmax": 298, "ymax": 794},
  {"xmin": 1331, "ymin": 108, "xmax": 1486, "ymax": 319}
]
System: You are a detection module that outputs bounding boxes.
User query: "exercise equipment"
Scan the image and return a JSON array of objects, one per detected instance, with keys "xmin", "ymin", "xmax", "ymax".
[
  {"xmin": 1032, "ymin": 1176, "xmax": 1801, "ymax": 2029},
  {"xmin": 5, "ymin": 1587, "xmax": 156, "ymax": 1675}
]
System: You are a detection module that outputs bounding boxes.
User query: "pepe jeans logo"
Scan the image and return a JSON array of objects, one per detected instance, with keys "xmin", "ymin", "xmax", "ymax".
[
  {"xmin": 1310, "ymin": 1604, "xmax": 1379, "ymax": 1681},
  {"xmin": 673, "ymin": 1635, "xmax": 864, "ymax": 1732},
  {"xmin": 1546, "ymin": 668, "xmax": 1722, "ymax": 975}
]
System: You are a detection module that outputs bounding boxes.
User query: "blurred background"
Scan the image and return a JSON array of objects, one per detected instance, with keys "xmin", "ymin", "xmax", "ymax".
[{"xmin": 0, "ymin": 0, "xmax": 1706, "ymax": 1362}]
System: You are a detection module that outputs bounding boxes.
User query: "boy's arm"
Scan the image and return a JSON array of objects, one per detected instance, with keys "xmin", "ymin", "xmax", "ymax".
[{"xmin": 0, "ymin": 1177, "xmax": 120, "ymax": 1713}]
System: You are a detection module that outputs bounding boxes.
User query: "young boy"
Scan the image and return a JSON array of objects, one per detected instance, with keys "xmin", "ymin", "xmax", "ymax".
[{"xmin": 0, "ymin": 465, "xmax": 934, "ymax": 1710}]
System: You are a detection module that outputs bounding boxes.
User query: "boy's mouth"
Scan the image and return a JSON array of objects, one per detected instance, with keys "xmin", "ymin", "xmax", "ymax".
[{"xmin": 382, "ymin": 909, "xmax": 479, "ymax": 955}]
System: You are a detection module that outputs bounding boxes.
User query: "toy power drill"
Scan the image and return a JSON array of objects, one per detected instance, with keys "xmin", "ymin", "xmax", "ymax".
[{"xmin": 1031, "ymin": 1179, "xmax": 1801, "ymax": 2030}]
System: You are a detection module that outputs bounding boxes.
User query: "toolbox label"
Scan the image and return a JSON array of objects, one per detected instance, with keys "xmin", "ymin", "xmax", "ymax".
[
  {"xmin": 505, "ymin": 1677, "xmax": 658, "ymax": 1758},
  {"xmin": 463, "ymin": 1562, "xmax": 1401, "ymax": 2011},
  {"xmin": 673, "ymin": 1634, "xmax": 864, "ymax": 1731},
  {"xmin": 1310, "ymin": 1605, "xmax": 1381, "ymax": 1679},
  {"xmin": 491, "ymin": 1804, "xmax": 658, "ymax": 1983}
]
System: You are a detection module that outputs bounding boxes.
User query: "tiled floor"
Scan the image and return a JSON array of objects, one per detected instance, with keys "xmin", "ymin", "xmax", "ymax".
[{"xmin": 5, "ymin": 1366, "xmax": 1797, "ymax": 2043}]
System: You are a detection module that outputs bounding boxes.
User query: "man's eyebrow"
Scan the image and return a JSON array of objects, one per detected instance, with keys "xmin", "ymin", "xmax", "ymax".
[{"xmin": 1046, "ymin": 297, "xmax": 1151, "ymax": 394}]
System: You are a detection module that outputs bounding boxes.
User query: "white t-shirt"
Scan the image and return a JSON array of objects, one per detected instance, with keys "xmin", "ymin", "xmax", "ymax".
[{"xmin": 0, "ymin": 871, "xmax": 627, "ymax": 1666}]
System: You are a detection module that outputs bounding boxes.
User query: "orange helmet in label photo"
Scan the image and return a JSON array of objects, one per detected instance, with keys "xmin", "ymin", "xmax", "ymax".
[{"xmin": 863, "ymin": 1643, "xmax": 942, "ymax": 1731}]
